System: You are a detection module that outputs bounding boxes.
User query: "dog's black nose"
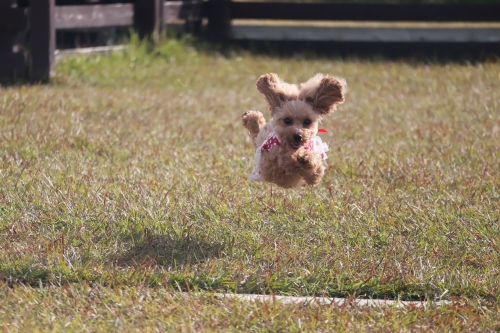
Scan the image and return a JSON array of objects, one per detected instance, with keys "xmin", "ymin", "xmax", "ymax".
[{"xmin": 293, "ymin": 134, "xmax": 302, "ymax": 142}]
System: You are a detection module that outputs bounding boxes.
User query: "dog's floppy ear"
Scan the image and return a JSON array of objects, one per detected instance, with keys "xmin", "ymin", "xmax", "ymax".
[
  {"xmin": 256, "ymin": 73, "xmax": 287, "ymax": 112},
  {"xmin": 257, "ymin": 73, "xmax": 298, "ymax": 114},
  {"xmin": 299, "ymin": 74, "xmax": 346, "ymax": 115}
]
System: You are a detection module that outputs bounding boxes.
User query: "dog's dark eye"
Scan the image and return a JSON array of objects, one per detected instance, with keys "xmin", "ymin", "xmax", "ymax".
[
  {"xmin": 306, "ymin": 97, "xmax": 314, "ymax": 104},
  {"xmin": 284, "ymin": 118, "xmax": 292, "ymax": 125},
  {"xmin": 303, "ymin": 119, "xmax": 311, "ymax": 127}
]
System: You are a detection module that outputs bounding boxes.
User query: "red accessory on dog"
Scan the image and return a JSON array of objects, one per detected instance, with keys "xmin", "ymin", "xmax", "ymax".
[
  {"xmin": 249, "ymin": 131, "xmax": 329, "ymax": 181},
  {"xmin": 260, "ymin": 133, "xmax": 282, "ymax": 152}
]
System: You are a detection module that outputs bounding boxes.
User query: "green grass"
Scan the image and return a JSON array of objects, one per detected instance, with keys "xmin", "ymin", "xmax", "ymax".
[
  {"xmin": 1, "ymin": 37, "xmax": 499, "ymax": 330},
  {"xmin": 1, "ymin": 284, "xmax": 499, "ymax": 332}
]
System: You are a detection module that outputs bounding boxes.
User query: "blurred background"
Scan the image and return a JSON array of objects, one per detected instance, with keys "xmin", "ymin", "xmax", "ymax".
[{"xmin": 1, "ymin": 0, "xmax": 500, "ymax": 81}]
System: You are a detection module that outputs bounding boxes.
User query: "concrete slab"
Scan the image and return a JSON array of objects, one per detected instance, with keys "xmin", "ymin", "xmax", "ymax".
[{"xmin": 215, "ymin": 293, "xmax": 452, "ymax": 308}]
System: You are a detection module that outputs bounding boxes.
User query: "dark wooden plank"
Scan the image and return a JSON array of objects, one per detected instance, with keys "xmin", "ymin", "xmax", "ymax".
[
  {"xmin": 0, "ymin": 52, "xmax": 25, "ymax": 77},
  {"xmin": 164, "ymin": 0, "xmax": 202, "ymax": 23},
  {"xmin": 206, "ymin": 0, "xmax": 230, "ymax": 42},
  {"xmin": 55, "ymin": 0, "xmax": 135, "ymax": 5},
  {"xmin": 134, "ymin": 0, "xmax": 163, "ymax": 40},
  {"xmin": 54, "ymin": 4, "xmax": 134, "ymax": 29},
  {"xmin": 0, "ymin": 8, "xmax": 27, "ymax": 31},
  {"xmin": 228, "ymin": 3, "xmax": 500, "ymax": 22},
  {"xmin": 0, "ymin": 31, "xmax": 17, "ymax": 53},
  {"xmin": 29, "ymin": 0, "xmax": 55, "ymax": 82}
]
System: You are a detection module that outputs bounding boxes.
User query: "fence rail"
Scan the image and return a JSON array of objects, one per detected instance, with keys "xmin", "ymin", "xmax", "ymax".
[
  {"xmin": 54, "ymin": 4, "xmax": 135, "ymax": 29},
  {"xmin": 205, "ymin": 1, "xmax": 500, "ymax": 41},
  {"xmin": 227, "ymin": 3, "xmax": 500, "ymax": 22}
]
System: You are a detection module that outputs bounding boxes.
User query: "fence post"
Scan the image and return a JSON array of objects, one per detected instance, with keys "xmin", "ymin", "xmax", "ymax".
[
  {"xmin": 134, "ymin": 0, "xmax": 164, "ymax": 41},
  {"xmin": 29, "ymin": 0, "xmax": 55, "ymax": 82},
  {"xmin": 206, "ymin": 0, "xmax": 231, "ymax": 43},
  {"xmin": 0, "ymin": 0, "xmax": 26, "ymax": 79}
]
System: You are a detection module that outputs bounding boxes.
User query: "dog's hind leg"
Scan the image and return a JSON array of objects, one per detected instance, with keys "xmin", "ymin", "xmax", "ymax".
[{"xmin": 242, "ymin": 111, "xmax": 266, "ymax": 147}]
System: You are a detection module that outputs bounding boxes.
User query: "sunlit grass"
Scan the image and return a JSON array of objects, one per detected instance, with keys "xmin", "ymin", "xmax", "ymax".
[
  {"xmin": 1, "ymin": 284, "xmax": 499, "ymax": 332},
  {"xmin": 1, "ymin": 36, "xmax": 499, "ymax": 330}
]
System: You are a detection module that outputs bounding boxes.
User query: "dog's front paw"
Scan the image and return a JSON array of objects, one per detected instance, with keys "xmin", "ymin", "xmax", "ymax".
[
  {"xmin": 297, "ymin": 149, "xmax": 316, "ymax": 169},
  {"xmin": 242, "ymin": 110, "xmax": 263, "ymax": 121},
  {"xmin": 242, "ymin": 111, "xmax": 266, "ymax": 132}
]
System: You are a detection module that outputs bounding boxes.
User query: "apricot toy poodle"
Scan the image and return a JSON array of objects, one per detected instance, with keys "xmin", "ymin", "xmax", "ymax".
[{"xmin": 242, "ymin": 73, "xmax": 346, "ymax": 188}]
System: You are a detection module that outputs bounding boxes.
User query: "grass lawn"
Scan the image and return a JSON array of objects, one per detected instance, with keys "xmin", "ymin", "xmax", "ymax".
[{"xmin": 1, "ymin": 37, "xmax": 499, "ymax": 331}]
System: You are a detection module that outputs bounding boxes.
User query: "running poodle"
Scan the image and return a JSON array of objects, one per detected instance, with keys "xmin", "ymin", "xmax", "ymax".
[{"xmin": 242, "ymin": 73, "xmax": 346, "ymax": 188}]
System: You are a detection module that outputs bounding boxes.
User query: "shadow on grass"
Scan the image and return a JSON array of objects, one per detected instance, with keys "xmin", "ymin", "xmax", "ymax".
[
  {"xmin": 116, "ymin": 232, "xmax": 226, "ymax": 269},
  {"xmin": 208, "ymin": 40, "xmax": 500, "ymax": 64}
]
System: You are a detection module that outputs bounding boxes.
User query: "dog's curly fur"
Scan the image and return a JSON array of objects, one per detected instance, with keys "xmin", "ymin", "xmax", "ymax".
[{"xmin": 243, "ymin": 73, "xmax": 347, "ymax": 188}]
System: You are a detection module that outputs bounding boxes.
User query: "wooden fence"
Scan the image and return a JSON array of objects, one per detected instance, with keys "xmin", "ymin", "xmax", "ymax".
[
  {"xmin": 1, "ymin": 0, "xmax": 500, "ymax": 82},
  {"xmin": 0, "ymin": 0, "xmax": 27, "ymax": 79},
  {"xmin": 0, "ymin": 0, "xmax": 202, "ymax": 82},
  {"xmin": 205, "ymin": 1, "xmax": 500, "ymax": 42}
]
